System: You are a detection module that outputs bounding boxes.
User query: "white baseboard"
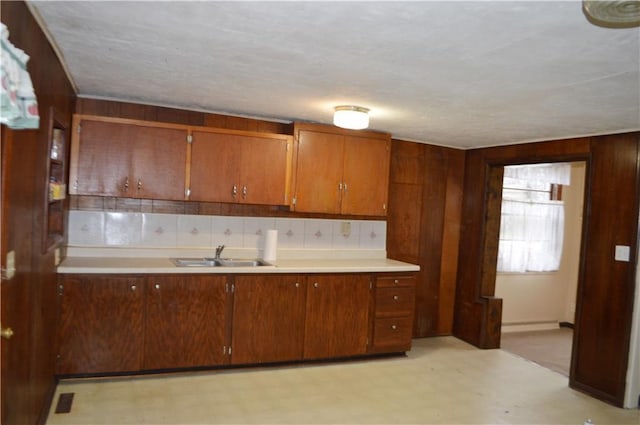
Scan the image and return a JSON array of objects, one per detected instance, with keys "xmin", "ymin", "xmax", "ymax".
[{"xmin": 501, "ymin": 321, "xmax": 560, "ymax": 333}]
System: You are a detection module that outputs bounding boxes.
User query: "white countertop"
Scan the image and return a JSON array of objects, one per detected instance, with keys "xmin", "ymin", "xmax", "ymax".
[
  {"xmin": 57, "ymin": 247, "xmax": 420, "ymax": 274},
  {"xmin": 57, "ymin": 257, "xmax": 419, "ymax": 274}
]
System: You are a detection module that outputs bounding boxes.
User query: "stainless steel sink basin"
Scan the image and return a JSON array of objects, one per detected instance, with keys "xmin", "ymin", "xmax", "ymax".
[
  {"xmin": 171, "ymin": 257, "xmax": 271, "ymax": 267},
  {"xmin": 216, "ymin": 258, "xmax": 271, "ymax": 267},
  {"xmin": 171, "ymin": 258, "xmax": 218, "ymax": 267}
]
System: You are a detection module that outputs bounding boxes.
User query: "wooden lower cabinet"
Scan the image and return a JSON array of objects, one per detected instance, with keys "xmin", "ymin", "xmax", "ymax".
[
  {"xmin": 231, "ymin": 275, "xmax": 306, "ymax": 364},
  {"xmin": 56, "ymin": 275, "xmax": 145, "ymax": 374},
  {"xmin": 143, "ymin": 275, "xmax": 227, "ymax": 370},
  {"xmin": 56, "ymin": 272, "xmax": 415, "ymax": 375},
  {"xmin": 370, "ymin": 275, "xmax": 416, "ymax": 353},
  {"xmin": 303, "ymin": 274, "xmax": 371, "ymax": 360},
  {"xmin": 57, "ymin": 274, "xmax": 228, "ymax": 374}
]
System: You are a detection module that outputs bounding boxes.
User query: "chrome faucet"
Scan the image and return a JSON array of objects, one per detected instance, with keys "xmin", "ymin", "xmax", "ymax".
[{"xmin": 215, "ymin": 245, "xmax": 225, "ymax": 259}]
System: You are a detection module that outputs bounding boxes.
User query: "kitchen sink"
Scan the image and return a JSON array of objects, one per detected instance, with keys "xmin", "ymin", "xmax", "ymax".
[
  {"xmin": 216, "ymin": 258, "xmax": 271, "ymax": 267},
  {"xmin": 171, "ymin": 258, "xmax": 218, "ymax": 267},
  {"xmin": 171, "ymin": 257, "xmax": 271, "ymax": 267}
]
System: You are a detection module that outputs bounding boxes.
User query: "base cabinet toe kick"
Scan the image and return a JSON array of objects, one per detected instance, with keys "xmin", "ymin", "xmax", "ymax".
[{"xmin": 56, "ymin": 272, "xmax": 416, "ymax": 376}]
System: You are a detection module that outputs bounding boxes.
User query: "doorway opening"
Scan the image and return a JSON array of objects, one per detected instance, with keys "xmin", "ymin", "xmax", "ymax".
[{"xmin": 495, "ymin": 161, "xmax": 587, "ymax": 377}]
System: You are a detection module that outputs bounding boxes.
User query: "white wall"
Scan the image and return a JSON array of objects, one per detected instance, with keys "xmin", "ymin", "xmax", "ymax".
[
  {"xmin": 496, "ymin": 162, "xmax": 585, "ymax": 331},
  {"xmin": 623, "ymin": 213, "xmax": 640, "ymax": 408}
]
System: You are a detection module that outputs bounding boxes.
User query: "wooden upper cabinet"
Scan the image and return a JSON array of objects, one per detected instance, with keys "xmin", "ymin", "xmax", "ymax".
[
  {"xmin": 69, "ymin": 115, "xmax": 188, "ymax": 200},
  {"xmin": 293, "ymin": 123, "xmax": 391, "ymax": 216},
  {"xmin": 342, "ymin": 135, "xmax": 391, "ymax": 216},
  {"xmin": 294, "ymin": 130, "xmax": 344, "ymax": 213},
  {"xmin": 189, "ymin": 129, "xmax": 293, "ymax": 205},
  {"xmin": 189, "ymin": 131, "xmax": 239, "ymax": 203},
  {"xmin": 130, "ymin": 125, "xmax": 188, "ymax": 200}
]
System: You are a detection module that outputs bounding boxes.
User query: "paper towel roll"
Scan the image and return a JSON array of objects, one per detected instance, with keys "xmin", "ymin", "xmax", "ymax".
[{"xmin": 263, "ymin": 229, "xmax": 278, "ymax": 263}]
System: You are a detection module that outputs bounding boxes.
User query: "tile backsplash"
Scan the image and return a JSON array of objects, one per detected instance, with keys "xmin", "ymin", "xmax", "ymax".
[{"xmin": 68, "ymin": 211, "xmax": 386, "ymax": 251}]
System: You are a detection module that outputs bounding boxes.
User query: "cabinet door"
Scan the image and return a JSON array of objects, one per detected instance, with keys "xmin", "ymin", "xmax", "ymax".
[
  {"xmin": 231, "ymin": 275, "xmax": 306, "ymax": 364},
  {"xmin": 342, "ymin": 135, "xmax": 390, "ymax": 216},
  {"xmin": 57, "ymin": 275, "xmax": 144, "ymax": 374},
  {"xmin": 294, "ymin": 130, "xmax": 344, "ymax": 213},
  {"xmin": 130, "ymin": 125, "xmax": 188, "ymax": 200},
  {"xmin": 144, "ymin": 275, "xmax": 228, "ymax": 370},
  {"xmin": 71, "ymin": 118, "xmax": 188, "ymax": 200},
  {"xmin": 239, "ymin": 136, "xmax": 291, "ymax": 205},
  {"xmin": 190, "ymin": 131, "xmax": 240, "ymax": 202},
  {"xmin": 303, "ymin": 274, "xmax": 371, "ymax": 359},
  {"xmin": 72, "ymin": 120, "xmax": 132, "ymax": 196}
]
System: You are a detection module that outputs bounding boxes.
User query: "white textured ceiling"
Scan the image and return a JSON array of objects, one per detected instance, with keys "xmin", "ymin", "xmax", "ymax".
[{"xmin": 28, "ymin": 1, "xmax": 640, "ymax": 149}]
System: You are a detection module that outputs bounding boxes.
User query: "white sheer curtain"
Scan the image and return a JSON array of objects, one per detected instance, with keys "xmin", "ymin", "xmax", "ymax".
[{"xmin": 497, "ymin": 163, "xmax": 570, "ymax": 273}]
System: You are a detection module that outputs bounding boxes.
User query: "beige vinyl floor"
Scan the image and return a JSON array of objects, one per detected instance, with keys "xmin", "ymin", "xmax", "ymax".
[{"xmin": 46, "ymin": 337, "xmax": 639, "ymax": 425}]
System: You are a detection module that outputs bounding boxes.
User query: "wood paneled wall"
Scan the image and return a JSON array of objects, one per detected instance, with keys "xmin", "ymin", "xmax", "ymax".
[
  {"xmin": 386, "ymin": 140, "xmax": 464, "ymax": 337},
  {"xmin": 453, "ymin": 137, "xmax": 591, "ymax": 348},
  {"xmin": 75, "ymin": 98, "xmax": 292, "ymax": 135},
  {"xmin": 571, "ymin": 133, "xmax": 640, "ymax": 406},
  {"xmin": 1, "ymin": 2, "xmax": 76, "ymax": 424},
  {"xmin": 453, "ymin": 133, "xmax": 639, "ymax": 407}
]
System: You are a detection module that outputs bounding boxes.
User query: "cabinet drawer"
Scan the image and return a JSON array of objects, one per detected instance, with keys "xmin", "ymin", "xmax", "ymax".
[
  {"xmin": 375, "ymin": 287, "xmax": 415, "ymax": 317},
  {"xmin": 376, "ymin": 275, "xmax": 415, "ymax": 288},
  {"xmin": 372, "ymin": 317, "xmax": 413, "ymax": 351}
]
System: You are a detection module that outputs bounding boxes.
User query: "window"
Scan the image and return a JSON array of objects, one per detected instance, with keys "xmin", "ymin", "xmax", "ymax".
[{"xmin": 497, "ymin": 163, "xmax": 571, "ymax": 273}]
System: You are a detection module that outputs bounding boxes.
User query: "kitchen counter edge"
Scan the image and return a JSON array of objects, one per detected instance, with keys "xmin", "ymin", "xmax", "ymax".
[{"xmin": 57, "ymin": 257, "xmax": 420, "ymax": 274}]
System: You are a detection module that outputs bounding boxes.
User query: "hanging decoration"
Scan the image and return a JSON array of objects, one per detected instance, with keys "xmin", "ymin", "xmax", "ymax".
[{"xmin": 1, "ymin": 23, "xmax": 39, "ymax": 129}]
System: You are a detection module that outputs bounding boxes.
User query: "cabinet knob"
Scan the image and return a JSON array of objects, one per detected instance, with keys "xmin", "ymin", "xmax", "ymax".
[
  {"xmin": 313, "ymin": 282, "xmax": 319, "ymax": 288},
  {"xmin": 137, "ymin": 178, "xmax": 142, "ymax": 190},
  {"xmin": 394, "ymin": 279, "xmax": 399, "ymax": 285},
  {"xmin": 393, "ymin": 295, "xmax": 399, "ymax": 301},
  {"xmin": 295, "ymin": 282, "xmax": 300, "ymax": 288},
  {"xmin": 391, "ymin": 324, "xmax": 397, "ymax": 330},
  {"xmin": 154, "ymin": 283, "xmax": 160, "ymax": 290},
  {"xmin": 242, "ymin": 185, "xmax": 247, "ymax": 199},
  {"xmin": 130, "ymin": 285, "xmax": 137, "ymax": 291},
  {"xmin": 123, "ymin": 177, "xmax": 129, "ymax": 192},
  {"xmin": 232, "ymin": 185, "xmax": 237, "ymax": 197}
]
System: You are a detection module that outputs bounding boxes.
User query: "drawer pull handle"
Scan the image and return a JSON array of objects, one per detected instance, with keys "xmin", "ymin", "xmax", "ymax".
[
  {"xmin": 155, "ymin": 283, "xmax": 160, "ymax": 290},
  {"xmin": 393, "ymin": 295, "xmax": 399, "ymax": 301},
  {"xmin": 295, "ymin": 282, "xmax": 300, "ymax": 288},
  {"xmin": 130, "ymin": 285, "xmax": 137, "ymax": 291},
  {"xmin": 313, "ymin": 282, "xmax": 319, "ymax": 288},
  {"xmin": 391, "ymin": 324, "xmax": 397, "ymax": 330}
]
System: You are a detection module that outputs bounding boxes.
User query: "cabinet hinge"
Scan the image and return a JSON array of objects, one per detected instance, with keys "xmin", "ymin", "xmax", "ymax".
[
  {"xmin": 382, "ymin": 203, "xmax": 387, "ymax": 210},
  {"xmin": 292, "ymin": 197, "xmax": 297, "ymax": 206},
  {"xmin": 369, "ymin": 281, "xmax": 373, "ymax": 290},
  {"xmin": 76, "ymin": 124, "xmax": 81, "ymax": 134},
  {"xmin": 187, "ymin": 135, "xmax": 193, "ymax": 144},
  {"xmin": 228, "ymin": 346, "xmax": 232, "ymax": 355},
  {"xmin": 185, "ymin": 188, "xmax": 191, "ymax": 197},
  {"xmin": 58, "ymin": 284, "xmax": 64, "ymax": 295},
  {"xmin": 286, "ymin": 142, "xmax": 290, "ymax": 152},
  {"xmin": 231, "ymin": 283, "xmax": 235, "ymax": 293}
]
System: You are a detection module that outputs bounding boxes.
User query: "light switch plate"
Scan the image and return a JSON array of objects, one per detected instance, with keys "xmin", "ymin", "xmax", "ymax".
[
  {"xmin": 614, "ymin": 245, "xmax": 630, "ymax": 262},
  {"xmin": 341, "ymin": 221, "xmax": 351, "ymax": 237}
]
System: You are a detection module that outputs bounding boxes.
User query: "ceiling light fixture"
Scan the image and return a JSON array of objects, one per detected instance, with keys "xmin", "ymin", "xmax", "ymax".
[
  {"xmin": 333, "ymin": 105, "xmax": 370, "ymax": 130},
  {"xmin": 583, "ymin": 0, "xmax": 640, "ymax": 28}
]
